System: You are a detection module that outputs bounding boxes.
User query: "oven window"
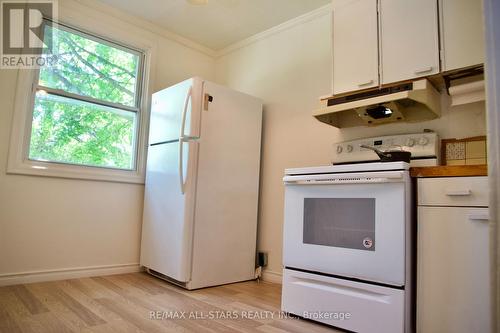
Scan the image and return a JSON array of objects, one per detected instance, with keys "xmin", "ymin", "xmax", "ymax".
[{"xmin": 303, "ymin": 198, "xmax": 375, "ymax": 251}]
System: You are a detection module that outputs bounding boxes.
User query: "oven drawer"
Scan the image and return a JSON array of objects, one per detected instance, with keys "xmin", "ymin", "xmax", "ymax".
[
  {"xmin": 282, "ymin": 269, "xmax": 405, "ymax": 333},
  {"xmin": 417, "ymin": 177, "xmax": 488, "ymax": 207}
]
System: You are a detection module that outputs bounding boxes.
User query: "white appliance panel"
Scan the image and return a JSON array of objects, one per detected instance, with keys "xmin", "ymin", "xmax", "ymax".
[
  {"xmin": 333, "ymin": 133, "xmax": 439, "ymax": 165},
  {"xmin": 149, "ymin": 77, "xmax": 202, "ymax": 144},
  {"xmin": 140, "ymin": 140, "xmax": 199, "ymax": 282},
  {"xmin": 283, "ymin": 179, "xmax": 408, "ymax": 286},
  {"xmin": 282, "ymin": 269, "xmax": 405, "ymax": 333},
  {"xmin": 189, "ymin": 81, "xmax": 263, "ymax": 288},
  {"xmin": 141, "ymin": 77, "xmax": 263, "ymax": 290}
]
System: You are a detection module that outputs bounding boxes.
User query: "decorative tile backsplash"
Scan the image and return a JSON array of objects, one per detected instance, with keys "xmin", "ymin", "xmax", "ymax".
[
  {"xmin": 446, "ymin": 142, "xmax": 466, "ymax": 161},
  {"xmin": 442, "ymin": 136, "xmax": 487, "ymax": 166}
]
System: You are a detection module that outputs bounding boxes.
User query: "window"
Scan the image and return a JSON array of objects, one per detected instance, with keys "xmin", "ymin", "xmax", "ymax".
[{"xmin": 29, "ymin": 22, "xmax": 144, "ymax": 170}]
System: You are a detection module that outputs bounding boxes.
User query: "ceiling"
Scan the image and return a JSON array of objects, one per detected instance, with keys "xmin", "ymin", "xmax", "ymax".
[{"xmin": 97, "ymin": 0, "xmax": 331, "ymax": 50}]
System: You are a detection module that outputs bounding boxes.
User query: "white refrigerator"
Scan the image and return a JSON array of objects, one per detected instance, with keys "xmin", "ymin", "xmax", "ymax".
[{"xmin": 140, "ymin": 77, "xmax": 263, "ymax": 289}]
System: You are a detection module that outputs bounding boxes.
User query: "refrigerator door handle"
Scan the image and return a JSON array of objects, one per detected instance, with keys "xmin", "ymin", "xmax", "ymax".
[
  {"xmin": 180, "ymin": 86, "xmax": 193, "ymax": 140},
  {"xmin": 179, "ymin": 140, "xmax": 185, "ymax": 194},
  {"xmin": 179, "ymin": 86, "xmax": 192, "ymax": 195}
]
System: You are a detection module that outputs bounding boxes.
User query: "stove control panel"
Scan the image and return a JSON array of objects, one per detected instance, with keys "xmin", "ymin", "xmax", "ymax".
[{"xmin": 333, "ymin": 132, "xmax": 439, "ymax": 165}]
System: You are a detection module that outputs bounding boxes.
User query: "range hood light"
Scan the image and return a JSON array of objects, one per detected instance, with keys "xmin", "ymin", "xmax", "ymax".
[{"xmin": 366, "ymin": 105, "xmax": 395, "ymax": 119}]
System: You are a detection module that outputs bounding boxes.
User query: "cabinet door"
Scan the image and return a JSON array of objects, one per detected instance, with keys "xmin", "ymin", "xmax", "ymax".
[
  {"xmin": 417, "ymin": 206, "xmax": 491, "ymax": 333},
  {"xmin": 380, "ymin": 0, "xmax": 440, "ymax": 84},
  {"xmin": 332, "ymin": 0, "xmax": 379, "ymax": 95},
  {"xmin": 440, "ymin": 0, "xmax": 485, "ymax": 71}
]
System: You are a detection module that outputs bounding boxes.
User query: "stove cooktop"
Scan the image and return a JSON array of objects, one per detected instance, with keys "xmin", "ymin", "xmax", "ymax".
[{"xmin": 284, "ymin": 161, "xmax": 410, "ymax": 176}]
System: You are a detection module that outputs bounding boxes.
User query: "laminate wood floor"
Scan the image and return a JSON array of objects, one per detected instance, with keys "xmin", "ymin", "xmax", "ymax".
[{"xmin": 0, "ymin": 272, "xmax": 342, "ymax": 333}]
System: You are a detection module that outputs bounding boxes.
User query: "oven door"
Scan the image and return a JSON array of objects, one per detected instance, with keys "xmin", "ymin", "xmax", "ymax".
[{"xmin": 283, "ymin": 171, "xmax": 410, "ymax": 286}]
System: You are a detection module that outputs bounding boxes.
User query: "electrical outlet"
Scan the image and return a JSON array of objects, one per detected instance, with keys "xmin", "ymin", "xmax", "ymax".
[{"xmin": 257, "ymin": 252, "xmax": 268, "ymax": 267}]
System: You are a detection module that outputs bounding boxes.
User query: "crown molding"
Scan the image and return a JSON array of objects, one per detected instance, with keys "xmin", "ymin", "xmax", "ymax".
[
  {"xmin": 59, "ymin": 0, "xmax": 331, "ymax": 59},
  {"xmin": 68, "ymin": 0, "xmax": 217, "ymax": 57},
  {"xmin": 215, "ymin": 3, "xmax": 332, "ymax": 58}
]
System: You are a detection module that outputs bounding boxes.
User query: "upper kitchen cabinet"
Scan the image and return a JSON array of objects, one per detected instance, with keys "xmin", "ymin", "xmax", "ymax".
[
  {"xmin": 440, "ymin": 0, "xmax": 485, "ymax": 72},
  {"xmin": 332, "ymin": 0, "xmax": 379, "ymax": 95},
  {"xmin": 379, "ymin": 0, "xmax": 440, "ymax": 84}
]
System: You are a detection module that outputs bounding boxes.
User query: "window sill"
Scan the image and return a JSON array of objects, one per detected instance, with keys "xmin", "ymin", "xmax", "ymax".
[{"xmin": 7, "ymin": 159, "xmax": 145, "ymax": 184}]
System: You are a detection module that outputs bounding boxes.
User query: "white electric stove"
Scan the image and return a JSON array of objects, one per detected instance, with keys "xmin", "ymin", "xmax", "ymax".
[{"xmin": 281, "ymin": 133, "xmax": 439, "ymax": 333}]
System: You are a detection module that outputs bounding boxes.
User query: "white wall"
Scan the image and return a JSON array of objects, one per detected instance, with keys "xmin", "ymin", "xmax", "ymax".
[
  {"xmin": 0, "ymin": 1, "xmax": 488, "ymax": 286},
  {"xmin": 0, "ymin": 0, "xmax": 215, "ymax": 284},
  {"xmin": 215, "ymin": 8, "xmax": 487, "ymax": 280}
]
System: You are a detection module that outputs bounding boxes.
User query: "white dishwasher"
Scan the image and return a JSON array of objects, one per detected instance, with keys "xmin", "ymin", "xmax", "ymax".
[{"xmin": 417, "ymin": 176, "xmax": 491, "ymax": 333}]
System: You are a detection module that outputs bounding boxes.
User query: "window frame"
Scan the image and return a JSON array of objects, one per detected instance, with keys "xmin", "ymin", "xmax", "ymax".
[{"xmin": 7, "ymin": 19, "xmax": 153, "ymax": 184}]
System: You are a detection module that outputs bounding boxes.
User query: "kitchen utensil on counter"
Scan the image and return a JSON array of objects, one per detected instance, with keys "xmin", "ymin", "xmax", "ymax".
[{"xmin": 360, "ymin": 144, "xmax": 412, "ymax": 163}]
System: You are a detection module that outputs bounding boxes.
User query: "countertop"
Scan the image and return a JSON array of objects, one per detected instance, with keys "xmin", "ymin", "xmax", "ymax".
[{"xmin": 410, "ymin": 164, "xmax": 488, "ymax": 178}]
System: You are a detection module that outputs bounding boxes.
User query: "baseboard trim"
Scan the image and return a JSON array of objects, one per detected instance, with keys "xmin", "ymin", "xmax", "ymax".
[
  {"xmin": 261, "ymin": 270, "xmax": 283, "ymax": 284},
  {"xmin": 0, "ymin": 263, "xmax": 141, "ymax": 286}
]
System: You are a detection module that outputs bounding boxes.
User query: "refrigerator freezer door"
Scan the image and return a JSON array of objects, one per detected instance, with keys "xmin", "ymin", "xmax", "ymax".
[
  {"xmin": 140, "ymin": 139, "xmax": 199, "ymax": 282},
  {"xmin": 189, "ymin": 81, "xmax": 263, "ymax": 288},
  {"xmin": 149, "ymin": 77, "xmax": 203, "ymax": 145}
]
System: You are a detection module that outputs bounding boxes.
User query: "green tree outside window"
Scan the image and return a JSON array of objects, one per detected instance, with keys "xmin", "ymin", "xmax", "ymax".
[{"xmin": 29, "ymin": 23, "xmax": 143, "ymax": 170}]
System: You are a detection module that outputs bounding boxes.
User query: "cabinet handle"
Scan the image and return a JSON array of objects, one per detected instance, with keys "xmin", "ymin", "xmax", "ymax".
[
  {"xmin": 358, "ymin": 80, "xmax": 374, "ymax": 87},
  {"xmin": 468, "ymin": 213, "xmax": 489, "ymax": 221},
  {"xmin": 414, "ymin": 67, "xmax": 433, "ymax": 75},
  {"xmin": 445, "ymin": 189, "xmax": 471, "ymax": 196}
]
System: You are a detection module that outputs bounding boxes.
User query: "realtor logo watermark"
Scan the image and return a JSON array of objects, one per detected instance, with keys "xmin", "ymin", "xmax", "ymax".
[{"xmin": 1, "ymin": 0, "xmax": 58, "ymax": 68}]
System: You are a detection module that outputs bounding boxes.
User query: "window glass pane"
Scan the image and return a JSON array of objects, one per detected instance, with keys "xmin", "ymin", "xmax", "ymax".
[
  {"xmin": 303, "ymin": 198, "xmax": 376, "ymax": 251},
  {"xmin": 29, "ymin": 92, "xmax": 136, "ymax": 169},
  {"xmin": 39, "ymin": 24, "xmax": 140, "ymax": 107}
]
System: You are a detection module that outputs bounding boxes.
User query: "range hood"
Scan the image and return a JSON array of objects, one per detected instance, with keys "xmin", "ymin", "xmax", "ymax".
[{"xmin": 313, "ymin": 79, "xmax": 441, "ymax": 128}]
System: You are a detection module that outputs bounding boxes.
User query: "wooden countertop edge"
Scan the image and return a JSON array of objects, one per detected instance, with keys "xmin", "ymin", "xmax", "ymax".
[{"xmin": 410, "ymin": 165, "xmax": 488, "ymax": 178}]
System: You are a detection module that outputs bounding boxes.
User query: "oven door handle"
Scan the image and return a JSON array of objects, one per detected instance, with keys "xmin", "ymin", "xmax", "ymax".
[{"xmin": 283, "ymin": 171, "xmax": 406, "ymax": 185}]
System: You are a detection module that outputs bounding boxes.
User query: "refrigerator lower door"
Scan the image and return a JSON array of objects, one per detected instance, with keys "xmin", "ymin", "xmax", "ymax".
[{"xmin": 140, "ymin": 140, "xmax": 199, "ymax": 282}]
